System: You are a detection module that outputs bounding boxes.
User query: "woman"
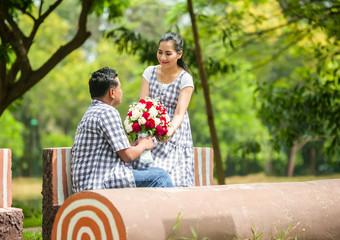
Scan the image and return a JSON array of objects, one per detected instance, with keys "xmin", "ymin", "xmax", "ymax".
[{"xmin": 136, "ymin": 32, "xmax": 195, "ymax": 187}]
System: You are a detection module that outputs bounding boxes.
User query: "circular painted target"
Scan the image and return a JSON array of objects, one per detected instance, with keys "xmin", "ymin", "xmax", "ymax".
[{"xmin": 52, "ymin": 191, "xmax": 126, "ymax": 240}]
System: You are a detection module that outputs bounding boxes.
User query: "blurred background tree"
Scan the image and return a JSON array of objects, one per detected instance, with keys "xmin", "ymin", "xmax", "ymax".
[{"xmin": 0, "ymin": 0, "xmax": 339, "ymax": 178}]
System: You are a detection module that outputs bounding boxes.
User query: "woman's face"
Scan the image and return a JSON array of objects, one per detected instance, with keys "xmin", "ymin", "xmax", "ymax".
[{"xmin": 157, "ymin": 40, "xmax": 182, "ymax": 69}]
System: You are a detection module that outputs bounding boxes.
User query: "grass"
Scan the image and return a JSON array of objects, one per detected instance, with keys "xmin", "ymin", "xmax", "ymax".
[
  {"xmin": 23, "ymin": 231, "xmax": 42, "ymax": 240},
  {"xmin": 12, "ymin": 177, "xmax": 43, "ymax": 239},
  {"xmin": 224, "ymin": 172, "xmax": 340, "ymax": 185},
  {"xmin": 12, "ymin": 177, "xmax": 42, "ymax": 201}
]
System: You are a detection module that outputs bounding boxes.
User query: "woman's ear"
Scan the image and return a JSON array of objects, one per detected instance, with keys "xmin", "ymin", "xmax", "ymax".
[{"xmin": 178, "ymin": 51, "xmax": 183, "ymax": 59}]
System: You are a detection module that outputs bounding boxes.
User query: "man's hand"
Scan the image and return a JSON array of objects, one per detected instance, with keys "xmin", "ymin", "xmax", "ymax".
[{"xmin": 138, "ymin": 136, "xmax": 154, "ymax": 150}]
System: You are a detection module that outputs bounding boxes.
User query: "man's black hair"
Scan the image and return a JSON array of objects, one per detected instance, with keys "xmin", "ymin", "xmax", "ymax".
[{"xmin": 89, "ymin": 67, "xmax": 118, "ymax": 98}]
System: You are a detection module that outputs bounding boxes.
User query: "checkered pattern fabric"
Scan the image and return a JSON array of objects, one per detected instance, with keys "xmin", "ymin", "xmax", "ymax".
[
  {"xmin": 71, "ymin": 100, "xmax": 133, "ymax": 193},
  {"xmin": 133, "ymin": 66, "xmax": 195, "ymax": 187}
]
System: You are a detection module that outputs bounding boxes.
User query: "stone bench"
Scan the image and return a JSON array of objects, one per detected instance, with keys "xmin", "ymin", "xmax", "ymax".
[
  {"xmin": 42, "ymin": 147, "xmax": 214, "ymax": 240},
  {"xmin": 0, "ymin": 149, "xmax": 23, "ymax": 239}
]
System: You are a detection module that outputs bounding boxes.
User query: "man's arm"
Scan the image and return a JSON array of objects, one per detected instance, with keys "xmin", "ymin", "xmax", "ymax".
[{"xmin": 117, "ymin": 136, "xmax": 154, "ymax": 163}]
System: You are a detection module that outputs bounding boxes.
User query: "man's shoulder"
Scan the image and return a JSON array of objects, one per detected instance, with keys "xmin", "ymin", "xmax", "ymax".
[
  {"xmin": 82, "ymin": 100, "xmax": 119, "ymax": 121},
  {"xmin": 89, "ymin": 100, "xmax": 117, "ymax": 113}
]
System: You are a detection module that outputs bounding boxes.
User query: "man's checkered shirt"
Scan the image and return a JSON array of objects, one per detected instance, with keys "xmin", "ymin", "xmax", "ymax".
[{"xmin": 71, "ymin": 99, "xmax": 134, "ymax": 193}]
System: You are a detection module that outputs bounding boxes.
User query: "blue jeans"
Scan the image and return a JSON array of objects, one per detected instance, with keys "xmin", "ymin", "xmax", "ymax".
[{"xmin": 132, "ymin": 167, "xmax": 174, "ymax": 187}]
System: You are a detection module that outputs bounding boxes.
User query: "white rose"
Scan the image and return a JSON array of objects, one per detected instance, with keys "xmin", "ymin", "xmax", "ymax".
[
  {"xmin": 125, "ymin": 124, "xmax": 133, "ymax": 133},
  {"xmin": 138, "ymin": 117, "xmax": 146, "ymax": 125},
  {"xmin": 128, "ymin": 104, "xmax": 135, "ymax": 112},
  {"xmin": 149, "ymin": 106, "xmax": 158, "ymax": 117},
  {"xmin": 154, "ymin": 118, "xmax": 161, "ymax": 126},
  {"xmin": 135, "ymin": 102, "xmax": 146, "ymax": 110},
  {"xmin": 124, "ymin": 119, "xmax": 129, "ymax": 127},
  {"xmin": 131, "ymin": 109, "xmax": 142, "ymax": 121}
]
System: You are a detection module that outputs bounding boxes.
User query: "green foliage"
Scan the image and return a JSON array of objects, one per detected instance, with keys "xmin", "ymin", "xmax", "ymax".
[
  {"xmin": 8, "ymin": 7, "xmax": 147, "ymax": 174},
  {"xmin": 280, "ymin": 0, "xmax": 340, "ymax": 39},
  {"xmin": 0, "ymin": 110, "xmax": 24, "ymax": 157},
  {"xmin": 106, "ymin": 27, "xmax": 158, "ymax": 65},
  {"xmin": 256, "ymin": 43, "xmax": 340, "ymax": 158},
  {"xmin": 91, "ymin": 0, "xmax": 130, "ymax": 21},
  {"xmin": 40, "ymin": 133, "xmax": 73, "ymax": 148},
  {"xmin": 0, "ymin": 111, "xmax": 25, "ymax": 174},
  {"xmin": 0, "ymin": 43, "xmax": 11, "ymax": 63},
  {"xmin": 6, "ymin": 0, "xmax": 34, "ymax": 17},
  {"xmin": 3, "ymin": 0, "xmax": 339, "ymax": 177}
]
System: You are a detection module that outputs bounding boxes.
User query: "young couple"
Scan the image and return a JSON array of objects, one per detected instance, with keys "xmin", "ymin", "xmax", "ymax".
[{"xmin": 71, "ymin": 32, "xmax": 195, "ymax": 192}]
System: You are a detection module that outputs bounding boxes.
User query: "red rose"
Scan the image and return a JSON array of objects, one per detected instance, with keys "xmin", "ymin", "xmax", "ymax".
[
  {"xmin": 132, "ymin": 123, "xmax": 141, "ymax": 132},
  {"xmin": 155, "ymin": 125, "xmax": 163, "ymax": 135},
  {"xmin": 127, "ymin": 111, "xmax": 132, "ymax": 117},
  {"xmin": 142, "ymin": 112, "xmax": 150, "ymax": 119},
  {"xmin": 155, "ymin": 125, "xmax": 168, "ymax": 135},
  {"xmin": 162, "ymin": 126, "xmax": 168, "ymax": 135},
  {"xmin": 156, "ymin": 105, "xmax": 162, "ymax": 111},
  {"xmin": 156, "ymin": 104, "xmax": 166, "ymax": 114},
  {"xmin": 139, "ymin": 99, "xmax": 146, "ymax": 104},
  {"xmin": 160, "ymin": 116, "xmax": 167, "ymax": 125},
  {"xmin": 145, "ymin": 118, "xmax": 155, "ymax": 129},
  {"xmin": 145, "ymin": 101, "xmax": 153, "ymax": 110}
]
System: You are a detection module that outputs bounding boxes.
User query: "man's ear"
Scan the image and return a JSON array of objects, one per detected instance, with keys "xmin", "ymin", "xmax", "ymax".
[{"xmin": 109, "ymin": 88, "xmax": 115, "ymax": 99}]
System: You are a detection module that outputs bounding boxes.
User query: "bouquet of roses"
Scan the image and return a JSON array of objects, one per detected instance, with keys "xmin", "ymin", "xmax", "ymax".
[{"xmin": 124, "ymin": 97, "xmax": 171, "ymax": 163}]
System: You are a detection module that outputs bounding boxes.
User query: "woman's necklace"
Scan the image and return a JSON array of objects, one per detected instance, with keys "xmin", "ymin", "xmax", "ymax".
[{"xmin": 160, "ymin": 67, "xmax": 180, "ymax": 84}]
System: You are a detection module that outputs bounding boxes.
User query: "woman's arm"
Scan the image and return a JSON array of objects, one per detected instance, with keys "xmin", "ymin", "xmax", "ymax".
[
  {"xmin": 167, "ymin": 86, "xmax": 194, "ymax": 138},
  {"xmin": 117, "ymin": 136, "xmax": 154, "ymax": 163},
  {"xmin": 140, "ymin": 77, "xmax": 150, "ymax": 99}
]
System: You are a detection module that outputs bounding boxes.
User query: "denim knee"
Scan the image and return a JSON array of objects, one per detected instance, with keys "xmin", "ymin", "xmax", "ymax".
[{"xmin": 154, "ymin": 168, "xmax": 174, "ymax": 187}]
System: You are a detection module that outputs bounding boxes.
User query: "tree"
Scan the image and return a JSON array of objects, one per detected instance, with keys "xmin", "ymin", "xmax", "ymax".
[
  {"xmin": 187, "ymin": 0, "xmax": 224, "ymax": 184},
  {"xmin": 253, "ymin": 0, "xmax": 340, "ymax": 176},
  {"xmin": 0, "ymin": 0, "xmax": 129, "ymax": 116},
  {"xmin": 256, "ymin": 42, "xmax": 340, "ymax": 176},
  {"xmin": 189, "ymin": 0, "xmax": 340, "ymax": 175}
]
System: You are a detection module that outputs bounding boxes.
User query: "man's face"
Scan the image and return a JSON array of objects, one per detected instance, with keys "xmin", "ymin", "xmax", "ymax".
[{"xmin": 112, "ymin": 77, "xmax": 123, "ymax": 106}]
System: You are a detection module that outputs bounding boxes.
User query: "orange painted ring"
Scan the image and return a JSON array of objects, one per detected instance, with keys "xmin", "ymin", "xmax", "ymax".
[{"xmin": 52, "ymin": 191, "xmax": 126, "ymax": 240}]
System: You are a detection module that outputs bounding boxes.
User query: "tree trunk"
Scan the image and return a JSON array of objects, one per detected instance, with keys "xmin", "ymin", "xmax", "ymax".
[
  {"xmin": 0, "ymin": 0, "xmax": 94, "ymax": 116},
  {"xmin": 287, "ymin": 143, "xmax": 298, "ymax": 177},
  {"xmin": 265, "ymin": 150, "xmax": 274, "ymax": 175},
  {"xmin": 287, "ymin": 137, "xmax": 311, "ymax": 177},
  {"xmin": 187, "ymin": 0, "xmax": 225, "ymax": 184},
  {"xmin": 310, "ymin": 146, "xmax": 316, "ymax": 175}
]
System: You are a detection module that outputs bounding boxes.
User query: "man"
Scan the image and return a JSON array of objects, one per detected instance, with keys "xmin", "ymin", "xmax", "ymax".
[{"xmin": 71, "ymin": 67, "xmax": 174, "ymax": 193}]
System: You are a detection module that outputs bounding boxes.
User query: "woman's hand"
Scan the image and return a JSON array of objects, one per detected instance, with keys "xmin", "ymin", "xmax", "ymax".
[
  {"xmin": 156, "ymin": 125, "xmax": 175, "ymax": 143},
  {"xmin": 166, "ymin": 125, "xmax": 176, "ymax": 138}
]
